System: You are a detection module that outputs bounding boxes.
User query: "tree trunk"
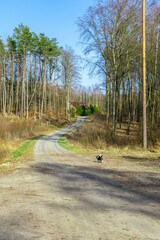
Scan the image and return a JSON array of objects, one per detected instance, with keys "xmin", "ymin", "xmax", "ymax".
[
  {"xmin": 21, "ymin": 48, "xmax": 26, "ymax": 118},
  {"xmin": 3, "ymin": 55, "xmax": 6, "ymax": 117},
  {"xmin": 152, "ymin": 24, "xmax": 159, "ymax": 125},
  {"xmin": 133, "ymin": 72, "xmax": 137, "ymax": 125},
  {"xmin": 65, "ymin": 68, "xmax": 70, "ymax": 121},
  {"xmin": 127, "ymin": 69, "xmax": 131, "ymax": 135},
  {"xmin": 9, "ymin": 54, "xmax": 14, "ymax": 114},
  {"xmin": 44, "ymin": 54, "xmax": 47, "ymax": 114},
  {"xmin": 26, "ymin": 65, "xmax": 29, "ymax": 119},
  {"xmin": 39, "ymin": 58, "xmax": 42, "ymax": 120},
  {"xmin": 0, "ymin": 58, "xmax": 2, "ymax": 112},
  {"xmin": 34, "ymin": 54, "xmax": 37, "ymax": 115},
  {"xmin": 112, "ymin": 73, "xmax": 117, "ymax": 135},
  {"xmin": 49, "ymin": 56, "xmax": 51, "ymax": 112},
  {"xmin": 16, "ymin": 58, "xmax": 20, "ymax": 115},
  {"xmin": 53, "ymin": 64, "xmax": 57, "ymax": 114},
  {"xmin": 106, "ymin": 75, "xmax": 110, "ymax": 125}
]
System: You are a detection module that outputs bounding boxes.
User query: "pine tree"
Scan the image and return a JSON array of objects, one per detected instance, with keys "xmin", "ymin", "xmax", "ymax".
[
  {"xmin": 7, "ymin": 36, "xmax": 16, "ymax": 114},
  {"xmin": 13, "ymin": 24, "xmax": 32, "ymax": 117}
]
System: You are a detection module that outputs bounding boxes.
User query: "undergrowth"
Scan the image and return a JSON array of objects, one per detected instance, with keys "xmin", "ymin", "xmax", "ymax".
[
  {"xmin": 66, "ymin": 113, "xmax": 160, "ymax": 149},
  {"xmin": 0, "ymin": 115, "xmax": 70, "ymax": 163}
]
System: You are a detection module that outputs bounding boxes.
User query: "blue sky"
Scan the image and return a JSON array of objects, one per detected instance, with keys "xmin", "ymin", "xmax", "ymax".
[{"xmin": 0, "ymin": 0, "xmax": 99, "ymax": 87}]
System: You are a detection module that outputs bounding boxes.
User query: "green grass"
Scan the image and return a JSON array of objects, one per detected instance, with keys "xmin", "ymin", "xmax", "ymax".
[
  {"xmin": 8, "ymin": 126, "xmax": 60, "ymax": 161},
  {"xmin": 133, "ymin": 158, "xmax": 148, "ymax": 161},
  {"xmin": 8, "ymin": 132, "xmax": 78, "ymax": 162},
  {"xmin": 0, "ymin": 120, "xmax": 77, "ymax": 172},
  {"xmin": 58, "ymin": 137, "xmax": 84, "ymax": 152},
  {"xmin": 9, "ymin": 140, "xmax": 35, "ymax": 159}
]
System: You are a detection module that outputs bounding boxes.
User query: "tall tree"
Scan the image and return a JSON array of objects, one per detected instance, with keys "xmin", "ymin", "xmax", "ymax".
[
  {"xmin": 61, "ymin": 47, "xmax": 81, "ymax": 121},
  {"xmin": 77, "ymin": 0, "xmax": 141, "ymax": 134},
  {"xmin": 7, "ymin": 36, "xmax": 16, "ymax": 114},
  {"xmin": 47, "ymin": 38, "xmax": 60, "ymax": 112},
  {"xmin": 30, "ymin": 33, "xmax": 40, "ymax": 115},
  {"xmin": 39, "ymin": 33, "xmax": 50, "ymax": 115},
  {"xmin": 13, "ymin": 24, "xmax": 32, "ymax": 117},
  {"xmin": 0, "ymin": 39, "xmax": 4, "ymax": 112}
]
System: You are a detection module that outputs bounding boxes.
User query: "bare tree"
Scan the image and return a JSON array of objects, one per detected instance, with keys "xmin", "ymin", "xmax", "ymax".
[
  {"xmin": 77, "ymin": 0, "xmax": 141, "ymax": 133},
  {"xmin": 61, "ymin": 47, "xmax": 81, "ymax": 121}
]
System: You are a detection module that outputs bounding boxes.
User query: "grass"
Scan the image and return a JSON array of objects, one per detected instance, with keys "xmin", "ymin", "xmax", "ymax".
[
  {"xmin": 1, "ymin": 113, "xmax": 160, "ymax": 172},
  {"xmin": 58, "ymin": 137, "xmax": 84, "ymax": 152},
  {"xmin": 134, "ymin": 158, "xmax": 147, "ymax": 161},
  {"xmin": 58, "ymin": 136, "xmax": 160, "ymax": 167},
  {"xmin": 1, "ymin": 123, "xmax": 78, "ymax": 171},
  {"xmin": 3, "ymin": 128, "xmax": 60, "ymax": 163},
  {"xmin": 0, "ymin": 117, "xmax": 47, "ymax": 162},
  {"xmin": 2, "ymin": 137, "xmax": 41, "ymax": 170},
  {"xmin": 0, "ymin": 115, "xmax": 75, "ymax": 169},
  {"xmin": 9, "ymin": 140, "xmax": 34, "ymax": 159},
  {"xmin": 64, "ymin": 113, "xmax": 160, "ymax": 161}
]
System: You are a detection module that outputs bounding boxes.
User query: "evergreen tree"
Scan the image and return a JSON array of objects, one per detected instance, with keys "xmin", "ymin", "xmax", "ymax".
[{"xmin": 13, "ymin": 24, "xmax": 32, "ymax": 117}]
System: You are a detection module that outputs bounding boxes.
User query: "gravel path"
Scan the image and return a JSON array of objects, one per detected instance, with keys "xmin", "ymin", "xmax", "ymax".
[{"xmin": 0, "ymin": 117, "xmax": 160, "ymax": 240}]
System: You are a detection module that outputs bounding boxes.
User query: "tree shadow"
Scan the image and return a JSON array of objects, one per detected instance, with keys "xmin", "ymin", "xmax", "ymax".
[
  {"xmin": 32, "ymin": 160, "xmax": 160, "ymax": 220},
  {"xmin": 123, "ymin": 156, "xmax": 160, "ymax": 168},
  {"xmin": 0, "ymin": 214, "xmax": 34, "ymax": 240}
]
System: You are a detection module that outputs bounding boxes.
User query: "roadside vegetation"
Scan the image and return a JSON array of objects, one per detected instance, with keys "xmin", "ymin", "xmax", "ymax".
[
  {"xmin": 0, "ymin": 115, "xmax": 72, "ymax": 165},
  {"xmin": 76, "ymin": 103, "xmax": 100, "ymax": 116},
  {"xmin": 58, "ymin": 137, "xmax": 83, "ymax": 152},
  {"xmin": 64, "ymin": 113, "xmax": 160, "ymax": 161}
]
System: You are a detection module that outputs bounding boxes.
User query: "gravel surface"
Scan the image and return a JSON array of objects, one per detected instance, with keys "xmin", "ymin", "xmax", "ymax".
[{"xmin": 0, "ymin": 117, "xmax": 160, "ymax": 240}]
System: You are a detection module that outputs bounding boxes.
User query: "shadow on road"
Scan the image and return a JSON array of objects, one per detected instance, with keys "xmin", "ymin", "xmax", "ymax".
[
  {"xmin": 32, "ymin": 160, "xmax": 160, "ymax": 220},
  {"xmin": 0, "ymin": 214, "xmax": 34, "ymax": 240}
]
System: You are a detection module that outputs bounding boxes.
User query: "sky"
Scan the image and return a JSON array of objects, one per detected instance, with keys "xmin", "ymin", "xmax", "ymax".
[{"xmin": 0, "ymin": 0, "xmax": 99, "ymax": 87}]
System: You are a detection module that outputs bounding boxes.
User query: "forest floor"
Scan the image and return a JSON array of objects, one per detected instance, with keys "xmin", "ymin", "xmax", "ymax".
[{"xmin": 0, "ymin": 117, "xmax": 160, "ymax": 240}]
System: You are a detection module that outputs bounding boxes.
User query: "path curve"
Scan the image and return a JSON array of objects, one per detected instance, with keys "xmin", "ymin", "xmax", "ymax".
[
  {"xmin": 34, "ymin": 116, "xmax": 85, "ymax": 156},
  {"xmin": 0, "ymin": 117, "xmax": 160, "ymax": 240}
]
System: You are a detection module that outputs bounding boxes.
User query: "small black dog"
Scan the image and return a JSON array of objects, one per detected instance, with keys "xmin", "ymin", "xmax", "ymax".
[{"xmin": 96, "ymin": 154, "xmax": 103, "ymax": 163}]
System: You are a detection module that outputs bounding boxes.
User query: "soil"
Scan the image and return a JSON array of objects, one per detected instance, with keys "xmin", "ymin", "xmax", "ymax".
[{"xmin": 0, "ymin": 117, "xmax": 160, "ymax": 240}]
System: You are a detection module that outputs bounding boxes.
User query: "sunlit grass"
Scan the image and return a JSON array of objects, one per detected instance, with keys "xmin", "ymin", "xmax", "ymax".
[
  {"xmin": 58, "ymin": 137, "xmax": 84, "ymax": 152},
  {"xmin": 9, "ymin": 140, "xmax": 34, "ymax": 159},
  {"xmin": 64, "ymin": 113, "xmax": 160, "ymax": 161},
  {"xmin": 0, "ymin": 116, "xmax": 72, "ymax": 166}
]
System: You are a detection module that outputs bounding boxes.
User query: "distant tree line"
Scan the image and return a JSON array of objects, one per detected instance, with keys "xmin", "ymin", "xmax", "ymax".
[{"xmin": 77, "ymin": 0, "xmax": 160, "ymax": 135}]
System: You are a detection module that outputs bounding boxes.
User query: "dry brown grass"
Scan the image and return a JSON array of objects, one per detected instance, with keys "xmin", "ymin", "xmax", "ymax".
[
  {"xmin": 0, "ymin": 112, "xmax": 77, "ymax": 164},
  {"xmin": 0, "ymin": 119, "xmax": 45, "ymax": 140},
  {"xmin": 65, "ymin": 113, "xmax": 160, "ymax": 151},
  {"xmin": 0, "ymin": 117, "xmax": 48, "ymax": 162}
]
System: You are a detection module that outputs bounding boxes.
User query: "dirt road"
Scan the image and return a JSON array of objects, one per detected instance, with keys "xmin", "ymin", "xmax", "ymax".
[{"xmin": 0, "ymin": 117, "xmax": 160, "ymax": 240}]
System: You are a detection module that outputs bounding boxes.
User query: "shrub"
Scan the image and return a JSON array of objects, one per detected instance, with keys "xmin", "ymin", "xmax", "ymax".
[
  {"xmin": 76, "ymin": 103, "xmax": 100, "ymax": 116},
  {"xmin": 94, "ymin": 105, "xmax": 100, "ymax": 113},
  {"xmin": 85, "ymin": 106, "xmax": 92, "ymax": 115},
  {"xmin": 76, "ymin": 103, "xmax": 86, "ymax": 116},
  {"xmin": 71, "ymin": 107, "xmax": 76, "ymax": 118}
]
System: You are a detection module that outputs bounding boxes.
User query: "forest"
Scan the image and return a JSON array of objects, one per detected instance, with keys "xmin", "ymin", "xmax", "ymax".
[
  {"xmin": 1, "ymin": 1, "xmax": 160, "ymax": 239},
  {"xmin": 0, "ymin": 24, "xmax": 104, "ymax": 121},
  {"xmin": 0, "ymin": 0, "xmax": 160, "ymax": 148},
  {"xmin": 77, "ymin": 0, "xmax": 160, "ymax": 141}
]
